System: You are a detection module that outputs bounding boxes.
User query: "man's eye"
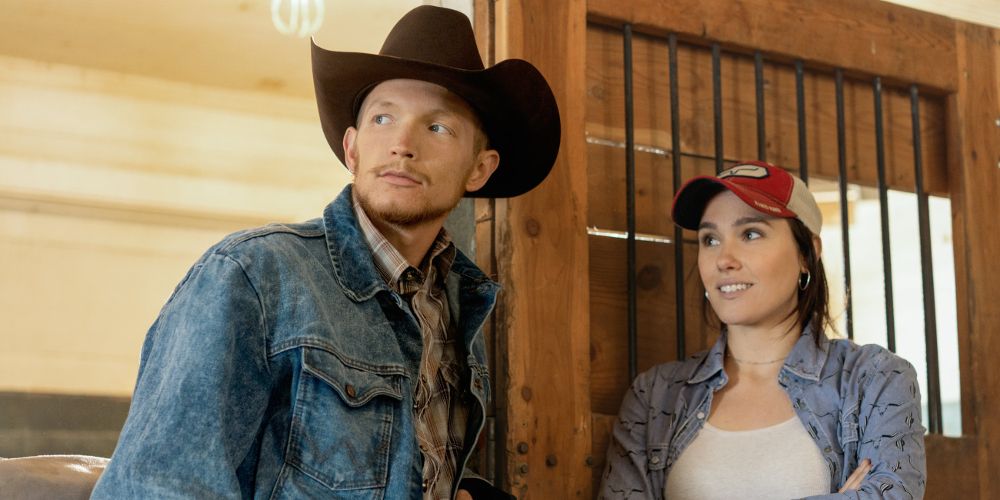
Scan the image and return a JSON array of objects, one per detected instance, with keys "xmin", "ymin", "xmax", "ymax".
[
  {"xmin": 700, "ymin": 235, "xmax": 719, "ymax": 247},
  {"xmin": 373, "ymin": 114, "xmax": 390, "ymax": 125},
  {"xmin": 430, "ymin": 124, "xmax": 452, "ymax": 134}
]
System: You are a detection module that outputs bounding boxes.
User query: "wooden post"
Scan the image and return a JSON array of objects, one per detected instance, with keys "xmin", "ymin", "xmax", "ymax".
[
  {"xmin": 950, "ymin": 22, "xmax": 1000, "ymax": 500},
  {"xmin": 492, "ymin": 0, "xmax": 593, "ymax": 497}
]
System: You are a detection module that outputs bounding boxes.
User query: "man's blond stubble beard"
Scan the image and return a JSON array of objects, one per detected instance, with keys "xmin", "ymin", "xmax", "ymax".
[{"xmin": 353, "ymin": 155, "xmax": 471, "ymax": 228}]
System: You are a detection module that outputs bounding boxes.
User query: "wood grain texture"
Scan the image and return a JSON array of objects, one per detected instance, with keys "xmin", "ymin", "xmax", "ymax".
[
  {"xmin": 587, "ymin": 0, "xmax": 958, "ymax": 91},
  {"xmin": 585, "ymin": 26, "xmax": 950, "ymax": 196},
  {"xmin": 493, "ymin": 0, "xmax": 593, "ymax": 497},
  {"xmin": 591, "ymin": 412, "xmax": 616, "ymax": 497},
  {"xmin": 925, "ymin": 435, "xmax": 980, "ymax": 499},
  {"xmin": 588, "ymin": 234, "xmax": 715, "ymax": 414},
  {"xmin": 950, "ymin": 22, "xmax": 1000, "ymax": 500}
]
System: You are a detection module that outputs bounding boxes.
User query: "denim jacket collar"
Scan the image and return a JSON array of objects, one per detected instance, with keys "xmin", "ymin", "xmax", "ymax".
[
  {"xmin": 782, "ymin": 326, "xmax": 831, "ymax": 382},
  {"xmin": 324, "ymin": 185, "xmax": 392, "ymax": 303},
  {"xmin": 324, "ymin": 185, "xmax": 500, "ymax": 353},
  {"xmin": 687, "ymin": 335, "xmax": 727, "ymax": 385},
  {"xmin": 686, "ymin": 326, "xmax": 832, "ymax": 385}
]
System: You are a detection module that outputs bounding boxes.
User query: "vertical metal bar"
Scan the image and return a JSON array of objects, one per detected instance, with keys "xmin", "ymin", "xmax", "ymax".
[
  {"xmin": 669, "ymin": 34, "xmax": 686, "ymax": 360},
  {"xmin": 712, "ymin": 43, "xmax": 724, "ymax": 173},
  {"xmin": 485, "ymin": 417, "xmax": 495, "ymax": 482},
  {"xmin": 754, "ymin": 51, "xmax": 766, "ymax": 161},
  {"xmin": 873, "ymin": 77, "xmax": 897, "ymax": 352},
  {"xmin": 623, "ymin": 24, "xmax": 638, "ymax": 381},
  {"xmin": 795, "ymin": 60, "xmax": 808, "ymax": 183},
  {"xmin": 910, "ymin": 85, "xmax": 942, "ymax": 434},
  {"xmin": 835, "ymin": 70, "xmax": 854, "ymax": 340}
]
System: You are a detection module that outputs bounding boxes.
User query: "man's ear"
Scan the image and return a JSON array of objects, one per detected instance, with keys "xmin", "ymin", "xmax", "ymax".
[
  {"xmin": 465, "ymin": 149, "xmax": 500, "ymax": 192},
  {"xmin": 342, "ymin": 127, "xmax": 359, "ymax": 175}
]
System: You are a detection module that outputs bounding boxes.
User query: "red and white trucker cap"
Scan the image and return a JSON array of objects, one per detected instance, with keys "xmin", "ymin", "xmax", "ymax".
[{"xmin": 671, "ymin": 160, "xmax": 823, "ymax": 235}]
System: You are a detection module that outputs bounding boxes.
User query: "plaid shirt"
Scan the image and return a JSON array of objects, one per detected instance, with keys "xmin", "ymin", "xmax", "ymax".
[{"xmin": 354, "ymin": 200, "xmax": 469, "ymax": 500}]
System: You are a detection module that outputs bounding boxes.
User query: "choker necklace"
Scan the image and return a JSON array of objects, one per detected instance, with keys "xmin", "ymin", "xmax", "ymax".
[{"xmin": 726, "ymin": 351, "xmax": 787, "ymax": 365}]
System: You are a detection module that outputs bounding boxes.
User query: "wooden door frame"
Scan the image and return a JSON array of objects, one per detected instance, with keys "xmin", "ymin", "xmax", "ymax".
[{"xmin": 480, "ymin": 0, "xmax": 1000, "ymax": 498}]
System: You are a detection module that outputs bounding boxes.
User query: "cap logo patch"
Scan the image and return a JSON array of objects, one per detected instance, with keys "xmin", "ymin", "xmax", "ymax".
[{"xmin": 720, "ymin": 165, "xmax": 769, "ymax": 179}]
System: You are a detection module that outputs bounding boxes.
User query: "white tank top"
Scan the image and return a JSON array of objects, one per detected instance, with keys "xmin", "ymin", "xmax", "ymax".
[{"xmin": 664, "ymin": 416, "xmax": 830, "ymax": 499}]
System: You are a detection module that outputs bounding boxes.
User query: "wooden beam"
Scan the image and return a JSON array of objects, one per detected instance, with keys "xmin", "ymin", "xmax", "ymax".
[
  {"xmin": 493, "ymin": 0, "xmax": 592, "ymax": 497},
  {"xmin": 587, "ymin": 0, "xmax": 958, "ymax": 91},
  {"xmin": 950, "ymin": 22, "xmax": 1000, "ymax": 500}
]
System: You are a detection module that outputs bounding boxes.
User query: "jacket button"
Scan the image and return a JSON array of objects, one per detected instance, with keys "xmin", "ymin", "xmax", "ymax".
[
  {"xmin": 345, "ymin": 384, "xmax": 357, "ymax": 398},
  {"xmin": 650, "ymin": 456, "xmax": 660, "ymax": 464}
]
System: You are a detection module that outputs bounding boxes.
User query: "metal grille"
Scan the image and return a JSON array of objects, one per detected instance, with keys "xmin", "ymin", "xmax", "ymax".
[{"xmin": 595, "ymin": 25, "xmax": 947, "ymax": 434}]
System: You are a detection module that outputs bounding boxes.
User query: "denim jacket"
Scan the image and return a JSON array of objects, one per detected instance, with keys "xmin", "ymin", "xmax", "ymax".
[
  {"xmin": 599, "ymin": 329, "xmax": 926, "ymax": 499},
  {"xmin": 92, "ymin": 185, "xmax": 500, "ymax": 499}
]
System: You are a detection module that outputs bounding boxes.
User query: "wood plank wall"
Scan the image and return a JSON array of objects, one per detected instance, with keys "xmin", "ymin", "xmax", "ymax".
[
  {"xmin": 950, "ymin": 22, "xmax": 1000, "ymax": 500},
  {"xmin": 0, "ymin": 55, "xmax": 346, "ymax": 397},
  {"xmin": 487, "ymin": 0, "xmax": 1000, "ymax": 498},
  {"xmin": 491, "ymin": 1, "xmax": 593, "ymax": 497}
]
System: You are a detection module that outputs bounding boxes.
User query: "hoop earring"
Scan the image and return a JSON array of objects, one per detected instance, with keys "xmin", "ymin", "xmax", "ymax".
[{"xmin": 798, "ymin": 271, "xmax": 812, "ymax": 291}]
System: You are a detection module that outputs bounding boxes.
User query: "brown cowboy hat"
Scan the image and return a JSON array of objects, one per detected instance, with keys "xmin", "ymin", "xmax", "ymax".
[{"xmin": 311, "ymin": 5, "xmax": 560, "ymax": 198}]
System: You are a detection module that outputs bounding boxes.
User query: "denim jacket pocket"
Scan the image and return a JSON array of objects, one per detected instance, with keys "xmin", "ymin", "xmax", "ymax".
[{"xmin": 287, "ymin": 346, "xmax": 405, "ymax": 491}]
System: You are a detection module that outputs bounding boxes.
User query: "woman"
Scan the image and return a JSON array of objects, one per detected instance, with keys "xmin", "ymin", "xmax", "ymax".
[{"xmin": 599, "ymin": 161, "xmax": 926, "ymax": 499}]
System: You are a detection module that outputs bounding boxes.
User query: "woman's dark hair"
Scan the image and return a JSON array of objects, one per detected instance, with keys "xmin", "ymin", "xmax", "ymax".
[
  {"xmin": 701, "ymin": 217, "xmax": 832, "ymax": 346},
  {"xmin": 789, "ymin": 218, "xmax": 833, "ymax": 345}
]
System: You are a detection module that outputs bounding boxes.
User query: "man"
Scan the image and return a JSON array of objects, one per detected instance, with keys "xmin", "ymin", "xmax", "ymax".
[{"xmin": 91, "ymin": 5, "xmax": 560, "ymax": 499}]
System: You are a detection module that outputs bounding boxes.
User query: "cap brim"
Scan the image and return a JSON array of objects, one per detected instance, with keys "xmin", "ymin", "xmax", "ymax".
[
  {"xmin": 312, "ymin": 41, "xmax": 560, "ymax": 198},
  {"xmin": 671, "ymin": 176, "xmax": 798, "ymax": 230}
]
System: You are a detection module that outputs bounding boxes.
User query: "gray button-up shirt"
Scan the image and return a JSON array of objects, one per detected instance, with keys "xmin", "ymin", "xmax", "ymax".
[{"xmin": 599, "ymin": 329, "xmax": 926, "ymax": 499}]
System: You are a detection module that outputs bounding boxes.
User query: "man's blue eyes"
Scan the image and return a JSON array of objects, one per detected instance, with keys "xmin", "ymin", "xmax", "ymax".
[{"xmin": 370, "ymin": 115, "xmax": 450, "ymax": 134}]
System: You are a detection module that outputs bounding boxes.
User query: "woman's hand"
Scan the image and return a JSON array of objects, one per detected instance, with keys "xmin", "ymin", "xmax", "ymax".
[
  {"xmin": 457, "ymin": 489, "xmax": 473, "ymax": 500},
  {"xmin": 837, "ymin": 458, "xmax": 872, "ymax": 493}
]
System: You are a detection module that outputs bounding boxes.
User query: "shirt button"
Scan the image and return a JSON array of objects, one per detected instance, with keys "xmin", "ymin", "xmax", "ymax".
[
  {"xmin": 422, "ymin": 479, "xmax": 428, "ymax": 491},
  {"xmin": 650, "ymin": 456, "xmax": 661, "ymax": 464},
  {"xmin": 345, "ymin": 384, "xmax": 357, "ymax": 398},
  {"xmin": 696, "ymin": 412, "xmax": 706, "ymax": 419},
  {"xmin": 824, "ymin": 446, "xmax": 833, "ymax": 453}
]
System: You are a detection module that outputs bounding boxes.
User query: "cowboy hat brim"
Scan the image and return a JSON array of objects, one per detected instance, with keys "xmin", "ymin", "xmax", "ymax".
[{"xmin": 311, "ymin": 40, "xmax": 561, "ymax": 198}]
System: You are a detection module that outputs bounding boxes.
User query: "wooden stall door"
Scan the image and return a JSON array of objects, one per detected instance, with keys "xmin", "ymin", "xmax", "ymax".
[{"xmin": 481, "ymin": 1, "xmax": 1000, "ymax": 498}]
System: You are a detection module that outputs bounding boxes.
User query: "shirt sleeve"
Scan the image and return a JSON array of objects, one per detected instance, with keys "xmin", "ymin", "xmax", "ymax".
[
  {"xmin": 598, "ymin": 369, "xmax": 659, "ymax": 500},
  {"xmin": 91, "ymin": 252, "xmax": 271, "ymax": 499},
  {"xmin": 804, "ymin": 353, "xmax": 927, "ymax": 500}
]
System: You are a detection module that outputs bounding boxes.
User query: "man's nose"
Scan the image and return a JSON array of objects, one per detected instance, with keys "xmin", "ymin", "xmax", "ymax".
[{"xmin": 389, "ymin": 125, "xmax": 418, "ymax": 159}]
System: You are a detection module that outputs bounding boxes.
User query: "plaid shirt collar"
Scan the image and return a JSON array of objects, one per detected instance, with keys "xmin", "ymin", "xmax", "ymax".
[{"xmin": 352, "ymin": 197, "xmax": 455, "ymax": 294}]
